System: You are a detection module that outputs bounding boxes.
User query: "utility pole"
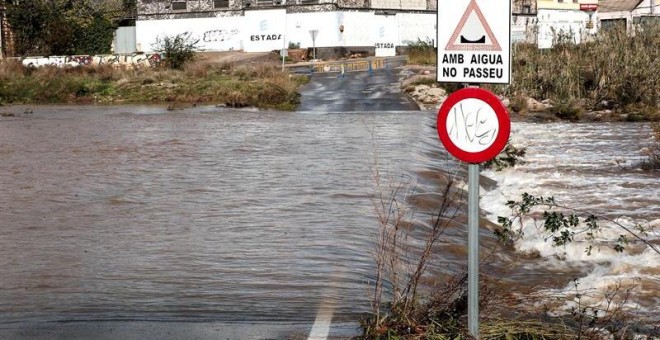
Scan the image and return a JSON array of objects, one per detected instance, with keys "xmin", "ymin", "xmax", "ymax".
[{"xmin": 651, "ymin": 0, "xmax": 655, "ymax": 14}]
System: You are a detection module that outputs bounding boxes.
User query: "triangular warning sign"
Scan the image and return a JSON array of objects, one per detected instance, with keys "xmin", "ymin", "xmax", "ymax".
[{"xmin": 445, "ymin": 0, "xmax": 501, "ymax": 51}]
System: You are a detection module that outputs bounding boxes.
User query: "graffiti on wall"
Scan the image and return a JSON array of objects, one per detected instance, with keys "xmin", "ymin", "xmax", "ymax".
[
  {"xmin": 202, "ymin": 28, "xmax": 240, "ymax": 43},
  {"xmin": 20, "ymin": 53, "xmax": 164, "ymax": 68}
]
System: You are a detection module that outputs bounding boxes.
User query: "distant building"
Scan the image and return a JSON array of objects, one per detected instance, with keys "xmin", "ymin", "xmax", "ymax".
[
  {"xmin": 535, "ymin": 0, "xmax": 598, "ymax": 47},
  {"xmin": 136, "ymin": 0, "xmax": 438, "ymax": 56},
  {"xmin": 512, "ymin": 0, "xmax": 538, "ymax": 43},
  {"xmin": 598, "ymin": 0, "xmax": 659, "ymax": 30}
]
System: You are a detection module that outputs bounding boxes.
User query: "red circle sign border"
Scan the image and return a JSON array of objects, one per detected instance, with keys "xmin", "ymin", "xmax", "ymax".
[{"xmin": 436, "ymin": 88, "xmax": 511, "ymax": 164}]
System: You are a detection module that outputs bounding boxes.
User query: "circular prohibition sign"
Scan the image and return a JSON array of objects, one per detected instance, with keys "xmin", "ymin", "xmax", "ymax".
[{"xmin": 436, "ymin": 88, "xmax": 511, "ymax": 164}]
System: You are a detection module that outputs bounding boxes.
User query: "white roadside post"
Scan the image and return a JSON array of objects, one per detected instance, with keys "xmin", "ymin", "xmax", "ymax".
[
  {"xmin": 309, "ymin": 29, "xmax": 319, "ymax": 60},
  {"xmin": 436, "ymin": 0, "xmax": 511, "ymax": 336}
]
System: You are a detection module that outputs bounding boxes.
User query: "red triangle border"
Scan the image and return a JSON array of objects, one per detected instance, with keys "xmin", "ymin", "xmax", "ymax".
[{"xmin": 445, "ymin": 0, "xmax": 502, "ymax": 51}]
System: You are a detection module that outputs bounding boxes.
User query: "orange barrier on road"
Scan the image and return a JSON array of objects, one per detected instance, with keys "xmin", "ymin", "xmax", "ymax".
[{"xmin": 310, "ymin": 58, "xmax": 386, "ymax": 73}]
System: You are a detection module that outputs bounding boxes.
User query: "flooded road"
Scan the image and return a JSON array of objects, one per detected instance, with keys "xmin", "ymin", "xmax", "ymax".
[
  {"xmin": 0, "ymin": 106, "xmax": 435, "ymax": 336},
  {"xmin": 1, "ymin": 103, "xmax": 658, "ymax": 337}
]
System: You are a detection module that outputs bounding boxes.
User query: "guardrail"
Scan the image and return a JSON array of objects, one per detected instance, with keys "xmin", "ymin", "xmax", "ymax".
[{"xmin": 309, "ymin": 58, "xmax": 387, "ymax": 73}]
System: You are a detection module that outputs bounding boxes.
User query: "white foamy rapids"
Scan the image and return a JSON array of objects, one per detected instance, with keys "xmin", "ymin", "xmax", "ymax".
[
  {"xmin": 538, "ymin": 248, "xmax": 659, "ymax": 318},
  {"xmin": 480, "ymin": 122, "xmax": 660, "ymax": 316}
]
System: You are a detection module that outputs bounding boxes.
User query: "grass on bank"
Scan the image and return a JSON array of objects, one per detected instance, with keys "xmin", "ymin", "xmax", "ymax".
[
  {"xmin": 405, "ymin": 23, "xmax": 660, "ymax": 120},
  {"xmin": 0, "ymin": 59, "xmax": 307, "ymax": 111}
]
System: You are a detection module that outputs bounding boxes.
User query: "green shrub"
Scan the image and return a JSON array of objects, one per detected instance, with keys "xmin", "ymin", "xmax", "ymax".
[
  {"xmin": 549, "ymin": 100, "xmax": 583, "ymax": 121},
  {"xmin": 5, "ymin": 0, "xmax": 115, "ymax": 56},
  {"xmin": 509, "ymin": 93, "xmax": 529, "ymax": 114},
  {"xmin": 153, "ymin": 32, "xmax": 201, "ymax": 70},
  {"xmin": 483, "ymin": 142, "xmax": 527, "ymax": 171}
]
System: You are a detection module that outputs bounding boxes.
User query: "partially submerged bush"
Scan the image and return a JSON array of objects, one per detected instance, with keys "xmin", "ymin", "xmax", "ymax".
[
  {"xmin": 548, "ymin": 100, "xmax": 583, "ymax": 121},
  {"xmin": 482, "ymin": 142, "xmax": 527, "ymax": 171},
  {"xmin": 640, "ymin": 122, "xmax": 660, "ymax": 171},
  {"xmin": 508, "ymin": 93, "xmax": 529, "ymax": 114}
]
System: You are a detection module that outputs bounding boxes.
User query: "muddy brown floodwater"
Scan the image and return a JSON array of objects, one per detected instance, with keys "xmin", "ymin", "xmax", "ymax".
[{"xmin": 0, "ymin": 105, "xmax": 657, "ymax": 337}]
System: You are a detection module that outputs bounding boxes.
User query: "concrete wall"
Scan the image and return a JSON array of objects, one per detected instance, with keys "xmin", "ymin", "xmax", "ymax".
[
  {"xmin": 371, "ymin": 0, "xmax": 426, "ymax": 10},
  {"xmin": 136, "ymin": 9, "xmax": 436, "ymax": 54},
  {"xmin": 114, "ymin": 27, "xmax": 138, "ymax": 54},
  {"xmin": 19, "ymin": 54, "xmax": 163, "ymax": 68},
  {"xmin": 137, "ymin": 16, "xmax": 245, "ymax": 52},
  {"xmin": 632, "ymin": 0, "xmax": 658, "ymax": 15},
  {"xmin": 512, "ymin": 14, "xmax": 538, "ymax": 43},
  {"xmin": 537, "ymin": 0, "xmax": 579, "ymax": 11},
  {"xmin": 598, "ymin": 0, "xmax": 660, "ymax": 31},
  {"xmin": 137, "ymin": 0, "xmax": 435, "ymax": 17}
]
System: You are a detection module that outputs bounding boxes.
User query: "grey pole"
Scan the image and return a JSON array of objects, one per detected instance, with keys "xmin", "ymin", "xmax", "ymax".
[
  {"xmin": 309, "ymin": 30, "xmax": 319, "ymax": 61},
  {"xmin": 468, "ymin": 163, "xmax": 479, "ymax": 338}
]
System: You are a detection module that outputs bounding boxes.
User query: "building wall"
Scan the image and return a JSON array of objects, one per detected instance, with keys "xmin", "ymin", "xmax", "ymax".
[
  {"xmin": 136, "ymin": 9, "xmax": 435, "ymax": 53},
  {"xmin": 537, "ymin": 0, "xmax": 580, "ymax": 10},
  {"xmin": 512, "ymin": 14, "xmax": 538, "ymax": 42},
  {"xmin": 537, "ymin": 9, "xmax": 593, "ymax": 48},
  {"xmin": 371, "ymin": 0, "xmax": 426, "ymax": 10},
  {"xmin": 513, "ymin": 0, "xmax": 538, "ymax": 15},
  {"xmin": 597, "ymin": 0, "xmax": 659, "ymax": 30},
  {"xmin": 137, "ymin": 16, "xmax": 245, "ymax": 51},
  {"xmin": 632, "ymin": 0, "xmax": 659, "ymax": 15},
  {"xmin": 598, "ymin": 11, "xmax": 632, "ymax": 23},
  {"xmin": 137, "ymin": 0, "xmax": 435, "ymax": 19}
]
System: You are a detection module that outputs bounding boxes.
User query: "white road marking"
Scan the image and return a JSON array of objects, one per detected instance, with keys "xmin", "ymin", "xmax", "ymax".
[{"xmin": 307, "ymin": 302, "xmax": 334, "ymax": 340}]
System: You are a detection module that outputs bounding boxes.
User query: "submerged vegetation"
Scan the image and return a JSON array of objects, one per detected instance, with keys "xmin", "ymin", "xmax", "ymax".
[
  {"xmin": 641, "ymin": 122, "xmax": 660, "ymax": 171},
  {"xmin": 361, "ymin": 171, "xmax": 658, "ymax": 339}
]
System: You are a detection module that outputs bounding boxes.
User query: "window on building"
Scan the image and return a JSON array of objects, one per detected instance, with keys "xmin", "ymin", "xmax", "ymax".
[
  {"xmin": 523, "ymin": 5, "xmax": 531, "ymax": 13},
  {"xmin": 572, "ymin": 0, "xmax": 578, "ymax": 3},
  {"xmin": 601, "ymin": 18, "xmax": 626, "ymax": 30},
  {"xmin": 638, "ymin": 16, "xmax": 660, "ymax": 26},
  {"xmin": 214, "ymin": 0, "xmax": 229, "ymax": 8},
  {"xmin": 172, "ymin": 1, "xmax": 187, "ymax": 10},
  {"xmin": 557, "ymin": 0, "xmax": 563, "ymax": 3}
]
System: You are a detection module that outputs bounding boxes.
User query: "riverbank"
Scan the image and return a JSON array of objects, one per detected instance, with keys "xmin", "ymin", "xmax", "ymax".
[
  {"xmin": 401, "ymin": 64, "xmax": 659, "ymax": 123},
  {"xmin": 0, "ymin": 52, "xmax": 306, "ymax": 111},
  {"xmin": 401, "ymin": 23, "xmax": 660, "ymax": 123}
]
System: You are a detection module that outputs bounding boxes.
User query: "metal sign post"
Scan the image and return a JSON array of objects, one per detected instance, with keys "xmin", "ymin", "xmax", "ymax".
[
  {"xmin": 436, "ymin": 88, "xmax": 510, "ymax": 338},
  {"xmin": 309, "ymin": 29, "xmax": 319, "ymax": 60},
  {"xmin": 467, "ymin": 163, "xmax": 479, "ymax": 336}
]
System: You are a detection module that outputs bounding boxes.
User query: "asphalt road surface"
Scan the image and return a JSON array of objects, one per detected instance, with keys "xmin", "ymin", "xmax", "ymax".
[{"xmin": 297, "ymin": 68, "xmax": 420, "ymax": 112}]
